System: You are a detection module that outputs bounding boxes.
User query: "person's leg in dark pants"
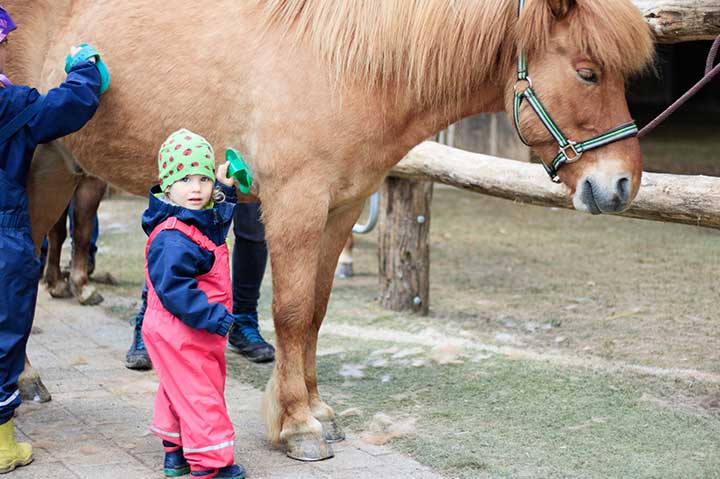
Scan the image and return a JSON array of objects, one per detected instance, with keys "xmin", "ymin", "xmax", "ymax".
[
  {"xmin": 125, "ymin": 283, "xmax": 152, "ymax": 370},
  {"xmin": 227, "ymin": 203, "xmax": 275, "ymax": 363}
]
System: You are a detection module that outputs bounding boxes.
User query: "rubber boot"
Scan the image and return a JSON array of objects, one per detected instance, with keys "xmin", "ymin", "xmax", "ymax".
[
  {"xmin": 191, "ymin": 464, "xmax": 245, "ymax": 478},
  {"xmin": 163, "ymin": 441, "xmax": 190, "ymax": 477},
  {"xmin": 0, "ymin": 419, "xmax": 33, "ymax": 474}
]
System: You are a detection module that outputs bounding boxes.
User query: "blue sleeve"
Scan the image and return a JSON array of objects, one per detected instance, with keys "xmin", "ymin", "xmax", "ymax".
[
  {"xmin": 218, "ymin": 182, "xmax": 238, "ymax": 204},
  {"xmin": 27, "ymin": 61, "xmax": 101, "ymax": 144},
  {"xmin": 146, "ymin": 232, "xmax": 234, "ymax": 336}
]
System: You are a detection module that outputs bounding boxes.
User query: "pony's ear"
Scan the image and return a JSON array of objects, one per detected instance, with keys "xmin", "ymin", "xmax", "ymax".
[{"xmin": 548, "ymin": 0, "xmax": 575, "ymax": 19}]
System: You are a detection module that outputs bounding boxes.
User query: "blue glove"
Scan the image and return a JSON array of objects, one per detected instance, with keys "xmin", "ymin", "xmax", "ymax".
[{"xmin": 65, "ymin": 43, "xmax": 110, "ymax": 94}]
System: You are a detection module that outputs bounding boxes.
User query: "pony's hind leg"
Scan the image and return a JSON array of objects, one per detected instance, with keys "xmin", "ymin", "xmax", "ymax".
[
  {"xmin": 22, "ymin": 142, "xmax": 81, "ymax": 403},
  {"xmin": 260, "ymin": 186, "xmax": 333, "ymax": 461},
  {"xmin": 43, "ymin": 207, "xmax": 72, "ymax": 298},
  {"xmin": 68, "ymin": 176, "xmax": 106, "ymax": 306},
  {"xmin": 27, "ymin": 142, "xmax": 82, "ymax": 252},
  {"xmin": 307, "ymin": 202, "xmax": 365, "ymax": 443},
  {"xmin": 18, "ymin": 357, "xmax": 51, "ymax": 403}
]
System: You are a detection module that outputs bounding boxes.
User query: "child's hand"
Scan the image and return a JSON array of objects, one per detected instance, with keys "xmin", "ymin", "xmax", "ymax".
[{"xmin": 216, "ymin": 161, "xmax": 235, "ymax": 187}]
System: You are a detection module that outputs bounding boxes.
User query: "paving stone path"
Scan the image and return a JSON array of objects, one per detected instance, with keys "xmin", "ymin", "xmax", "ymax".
[{"xmin": 12, "ymin": 291, "xmax": 443, "ymax": 479}]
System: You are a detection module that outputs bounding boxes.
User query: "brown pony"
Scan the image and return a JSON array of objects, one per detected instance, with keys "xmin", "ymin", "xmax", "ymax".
[{"xmin": 7, "ymin": 0, "xmax": 653, "ymax": 460}]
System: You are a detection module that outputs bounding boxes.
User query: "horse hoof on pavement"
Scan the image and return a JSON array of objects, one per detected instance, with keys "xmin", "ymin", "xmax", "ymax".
[
  {"xmin": 18, "ymin": 371, "xmax": 51, "ymax": 403},
  {"xmin": 73, "ymin": 283, "xmax": 104, "ymax": 306},
  {"xmin": 47, "ymin": 280, "xmax": 72, "ymax": 299},
  {"xmin": 334, "ymin": 262, "xmax": 353, "ymax": 279},
  {"xmin": 286, "ymin": 433, "xmax": 334, "ymax": 462},
  {"xmin": 91, "ymin": 272, "xmax": 119, "ymax": 286},
  {"xmin": 321, "ymin": 419, "xmax": 346, "ymax": 443}
]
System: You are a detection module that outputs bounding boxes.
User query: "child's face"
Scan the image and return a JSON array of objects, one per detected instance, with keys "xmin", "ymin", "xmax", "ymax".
[{"xmin": 167, "ymin": 174, "xmax": 214, "ymax": 210}]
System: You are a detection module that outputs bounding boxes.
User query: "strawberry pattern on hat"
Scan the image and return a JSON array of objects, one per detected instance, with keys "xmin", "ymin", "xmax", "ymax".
[{"xmin": 157, "ymin": 129, "xmax": 215, "ymax": 190}]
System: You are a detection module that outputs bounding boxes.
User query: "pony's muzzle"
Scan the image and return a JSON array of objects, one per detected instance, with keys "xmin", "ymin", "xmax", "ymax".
[{"xmin": 574, "ymin": 174, "xmax": 633, "ymax": 215}]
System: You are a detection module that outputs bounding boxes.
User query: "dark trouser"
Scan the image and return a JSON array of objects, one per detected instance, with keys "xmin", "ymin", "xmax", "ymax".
[
  {"xmin": 231, "ymin": 203, "xmax": 267, "ymax": 315},
  {"xmin": 0, "ymin": 174, "xmax": 41, "ymax": 423}
]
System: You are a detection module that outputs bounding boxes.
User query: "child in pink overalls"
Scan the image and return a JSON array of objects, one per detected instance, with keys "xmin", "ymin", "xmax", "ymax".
[{"xmin": 141, "ymin": 128, "xmax": 245, "ymax": 479}]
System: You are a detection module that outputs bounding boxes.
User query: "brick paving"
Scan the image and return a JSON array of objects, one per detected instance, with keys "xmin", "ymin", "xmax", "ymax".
[{"xmin": 11, "ymin": 291, "xmax": 443, "ymax": 479}]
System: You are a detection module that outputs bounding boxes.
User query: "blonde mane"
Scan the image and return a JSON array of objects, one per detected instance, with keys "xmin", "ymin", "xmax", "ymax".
[{"xmin": 251, "ymin": 0, "xmax": 654, "ymax": 107}]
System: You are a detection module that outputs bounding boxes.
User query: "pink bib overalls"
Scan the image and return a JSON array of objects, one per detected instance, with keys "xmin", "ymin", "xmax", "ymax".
[{"xmin": 142, "ymin": 217, "xmax": 235, "ymax": 471}]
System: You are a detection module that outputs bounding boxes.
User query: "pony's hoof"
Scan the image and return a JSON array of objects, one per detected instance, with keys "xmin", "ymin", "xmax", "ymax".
[
  {"xmin": 47, "ymin": 280, "xmax": 72, "ymax": 299},
  {"xmin": 75, "ymin": 284, "xmax": 104, "ymax": 306},
  {"xmin": 18, "ymin": 372, "xmax": 51, "ymax": 403},
  {"xmin": 286, "ymin": 434, "xmax": 334, "ymax": 462},
  {"xmin": 321, "ymin": 419, "xmax": 346, "ymax": 443},
  {"xmin": 92, "ymin": 272, "xmax": 119, "ymax": 286},
  {"xmin": 334, "ymin": 262, "xmax": 353, "ymax": 279}
]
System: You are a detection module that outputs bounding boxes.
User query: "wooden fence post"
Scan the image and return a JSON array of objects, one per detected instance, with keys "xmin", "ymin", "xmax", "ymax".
[{"xmin": 378, "ymin": 177, "xmax": 433, "ymax": 315}]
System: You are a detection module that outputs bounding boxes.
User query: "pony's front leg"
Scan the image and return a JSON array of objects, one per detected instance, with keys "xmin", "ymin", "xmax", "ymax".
[
  {"xmin": 261, "ymin": 189, "xmax": 334, "ymax": 461},
  {"xmin": 307, "ymin": 202, "xmax": 365, "ymax": 443},
  {"xmin": 44, "ymin": 208, "xmax": 72, "ymax": 299}
]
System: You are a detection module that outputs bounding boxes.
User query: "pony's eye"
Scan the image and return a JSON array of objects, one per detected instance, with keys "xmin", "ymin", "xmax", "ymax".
[{"xmin": 577, "ymin": 68, "xmax": 599, "ymax": 84}]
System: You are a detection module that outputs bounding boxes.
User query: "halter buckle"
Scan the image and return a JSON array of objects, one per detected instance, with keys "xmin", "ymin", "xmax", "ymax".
[
  {"xmin": 513, "ymin": 77, "xmax": 533, "ymax": 95},
  {"xmin": 558, "ymin": 142, "xmax": 582, "ymax": 163}
]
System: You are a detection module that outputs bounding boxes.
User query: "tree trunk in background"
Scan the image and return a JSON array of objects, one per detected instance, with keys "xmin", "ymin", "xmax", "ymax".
[{"xmin": 378, "ymin": 178, "xmax": 433, "ymax": 316}]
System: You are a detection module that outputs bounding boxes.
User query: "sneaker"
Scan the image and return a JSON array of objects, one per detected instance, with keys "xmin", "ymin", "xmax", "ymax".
[
  {"xmin": 191, "ymin": 464, "xmax": 245, "ymax": 478},
  {"xmin": 125, "ymin": 315, "xmax": 152, "ymax": 370},
  {"xmin": 163, "ymin": 441, "xmax": 190, "ymax": 477},
  {"xmin": 227, "ymin": 312, "xmax": 275, "ymax": 363}
]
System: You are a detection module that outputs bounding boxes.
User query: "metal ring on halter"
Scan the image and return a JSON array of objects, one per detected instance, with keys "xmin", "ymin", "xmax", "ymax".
[
  {"xmin": 513, "ymin": 77, "xmax": 533, "ymax": 95},
  {"xmin": 559, "ymin": 141, "xmax": 582, "ymax": 163}
]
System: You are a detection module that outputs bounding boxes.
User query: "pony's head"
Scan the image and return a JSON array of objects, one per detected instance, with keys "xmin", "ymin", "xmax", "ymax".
[
  {"xmin": 510, "ymin": 0, "xmax": 654, "ymax": 214},
  {"xmin": 252, "ymin": 0, "xmax": 654, "ymax": 213}
]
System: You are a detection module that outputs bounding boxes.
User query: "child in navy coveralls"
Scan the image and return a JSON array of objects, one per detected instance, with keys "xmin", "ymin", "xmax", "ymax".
[{"xmin": 0, "ymin": 6, "xmax": 106, "ymax": 472}]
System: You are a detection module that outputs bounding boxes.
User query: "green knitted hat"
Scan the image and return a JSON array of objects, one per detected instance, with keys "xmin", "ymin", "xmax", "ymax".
[{"xmin": 157, "ymin": 129, "xmax": 215, "ymax": 190}]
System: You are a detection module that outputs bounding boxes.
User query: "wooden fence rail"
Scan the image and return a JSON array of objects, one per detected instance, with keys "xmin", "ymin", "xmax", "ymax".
[
  {"xmin": 391, "ymin": 141, "xmax": 720, "ymax": 230},
  {"xmin": 633, "ymin": 0, "xmax": 720, "ymax": 43}
]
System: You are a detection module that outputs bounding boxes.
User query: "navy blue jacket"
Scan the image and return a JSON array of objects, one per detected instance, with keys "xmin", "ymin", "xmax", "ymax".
[
  {"xmin": 0, "ymin": 61, "xmax": 101, "ymax": 188},
  {"xmin": 143, "ymin": 184, "xmax": 237, "ymax": 336}
]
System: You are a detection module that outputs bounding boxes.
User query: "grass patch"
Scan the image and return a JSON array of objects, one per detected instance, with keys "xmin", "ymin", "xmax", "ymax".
[{"xmin": 228, "ymin": 335, "xmax": 720, "ymax": 479}]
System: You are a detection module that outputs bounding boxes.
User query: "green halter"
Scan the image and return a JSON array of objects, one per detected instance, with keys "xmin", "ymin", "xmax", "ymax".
[{"xmin": 512, "ymin": 0, "xmax": 638, "ymax": 183}]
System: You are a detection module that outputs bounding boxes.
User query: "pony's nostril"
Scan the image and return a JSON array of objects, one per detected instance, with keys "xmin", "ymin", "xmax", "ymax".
[
  {"xmin": 616, "ymin": 177, "xmax": 630, "ymax": 203},
  {"xmin": 581, "ymin": 179, "xmax": 601, "ymax": 215}
]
